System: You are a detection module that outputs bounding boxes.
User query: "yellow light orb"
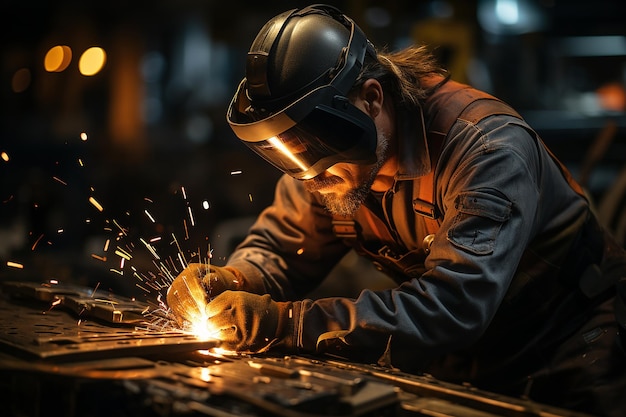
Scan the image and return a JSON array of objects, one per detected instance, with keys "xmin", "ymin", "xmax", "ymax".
[
  {"xmin": 79, "ymin": 47, "xmax": 106, "ymax": 76},
  {"xmin": 44, "ymin": 45, "xmax": 72, "ymax": 72}
]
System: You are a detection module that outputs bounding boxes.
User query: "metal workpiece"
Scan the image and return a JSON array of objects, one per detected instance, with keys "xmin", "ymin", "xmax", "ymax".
[
  {"xmin": 0, "ymin": 282, "xmax": 594, "ymax": 417},
  {"xmin": 0, "ymin": 281, "xmax": 219, "ymax": 360}
]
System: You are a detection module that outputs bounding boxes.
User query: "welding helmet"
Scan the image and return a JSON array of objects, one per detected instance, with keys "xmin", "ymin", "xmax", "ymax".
[{"xmin": 227, "ymin": 4, "xmax": 377, "ymax": 180}]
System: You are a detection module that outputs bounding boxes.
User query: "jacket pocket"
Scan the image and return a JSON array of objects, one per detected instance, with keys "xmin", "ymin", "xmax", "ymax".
[{"xmin": 447, "ymin": 190, "xmax": 512, "ymax": 255}]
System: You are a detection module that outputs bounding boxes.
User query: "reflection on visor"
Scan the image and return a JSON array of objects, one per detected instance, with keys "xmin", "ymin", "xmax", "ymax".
[
  {"xmin": 244, "ymin": 106, "xmax": 376, "ymax": 179},
  {"xmin": 266, "ymin": 137, "xmax": 309, "ymax": 172}
]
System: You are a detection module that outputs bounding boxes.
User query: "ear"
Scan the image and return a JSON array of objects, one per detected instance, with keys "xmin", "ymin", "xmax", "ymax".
[{"xmin": 356, "ymin": 79, "xmax": 384, "ymax": 118}]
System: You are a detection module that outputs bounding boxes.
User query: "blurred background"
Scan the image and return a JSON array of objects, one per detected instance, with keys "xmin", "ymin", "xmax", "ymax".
[{"xmin": 1, "ymin": 0, "xmax": 625, "ymax": 301}]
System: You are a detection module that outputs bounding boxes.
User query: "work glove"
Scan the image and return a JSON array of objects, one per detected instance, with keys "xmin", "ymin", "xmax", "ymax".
[
  {"xmin": 206, "ymin": 290, "xmax": 296, "ymax": 353},
  {"xmin": 166, "ymin": 264, "xmax": 244, "ymax": 327}
]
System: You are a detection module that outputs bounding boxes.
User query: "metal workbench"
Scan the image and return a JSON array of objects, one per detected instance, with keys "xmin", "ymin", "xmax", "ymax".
[{"xmin": 0, "ymin": 281, "xmax": 593, "ymax": 417}]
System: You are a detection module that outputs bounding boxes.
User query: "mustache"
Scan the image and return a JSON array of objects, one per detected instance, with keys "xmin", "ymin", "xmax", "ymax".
[{"xmin": 303, "ymin": 175, "xmax": 343, "ymax": 192}]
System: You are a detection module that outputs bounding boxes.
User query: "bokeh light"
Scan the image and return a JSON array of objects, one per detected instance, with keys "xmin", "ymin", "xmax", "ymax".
[
  {"xmin": 44, "ymin": 45, "xmax": 72, "ymax": 72},
  {"xmin": 11, "ymin": 68, "xmax": 31, "ymax": 93},
  {"xmin": 78, "ymin": 46, "xmax": 107, "ymax": 76}
]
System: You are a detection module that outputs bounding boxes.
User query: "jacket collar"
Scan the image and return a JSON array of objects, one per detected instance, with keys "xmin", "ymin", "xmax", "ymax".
[{"xmin": 394, "ymin": 105, "xmax": 431, "ymax": 180}]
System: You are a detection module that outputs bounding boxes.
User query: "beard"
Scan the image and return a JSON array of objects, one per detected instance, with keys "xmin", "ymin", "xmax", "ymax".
[{"xmin": 306, "ymin": 133, "xmax": 390, "ymax": 217}]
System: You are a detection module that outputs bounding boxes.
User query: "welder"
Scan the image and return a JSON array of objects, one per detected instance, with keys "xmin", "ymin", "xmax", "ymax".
[{"xmin": 167, "ymin": 4, "xmax": 626, "ymax": 415}]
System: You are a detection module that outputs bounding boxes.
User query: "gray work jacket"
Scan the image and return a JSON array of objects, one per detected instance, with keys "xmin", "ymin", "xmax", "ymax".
[{"xmin": 227, "ymin": 80, "xmax": 593, "ymax": 382}]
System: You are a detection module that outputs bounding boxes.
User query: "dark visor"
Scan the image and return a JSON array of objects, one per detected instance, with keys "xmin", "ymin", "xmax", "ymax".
[
  {"xmin": 227, "ymin": 80, "xmax": 377, "ymax": 180},
  {"xmin": 247, "ymin": 104, "xmax": 376, "ymax": 179}
]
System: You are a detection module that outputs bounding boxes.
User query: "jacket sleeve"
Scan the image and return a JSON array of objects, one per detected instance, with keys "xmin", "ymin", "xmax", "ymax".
[{"xmin": 226, "ymin": 174, "xmax": 351, "ymax": 300}]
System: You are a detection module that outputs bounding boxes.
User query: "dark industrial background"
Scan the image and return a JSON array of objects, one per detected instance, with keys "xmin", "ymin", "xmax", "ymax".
[{"xmin": 1, "ymin": 0, "xmax": 625, "ymax": 303}]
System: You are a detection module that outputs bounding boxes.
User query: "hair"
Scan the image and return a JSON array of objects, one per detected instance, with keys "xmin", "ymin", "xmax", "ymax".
[{"xmin": 349, "ymin": 45, "xmax": 448, "ymax": 112}]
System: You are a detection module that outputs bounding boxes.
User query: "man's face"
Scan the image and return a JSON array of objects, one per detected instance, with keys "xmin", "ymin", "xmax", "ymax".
[{"xmin": 303, "ymin": 132, "xmax": 390, "ymax": 216}]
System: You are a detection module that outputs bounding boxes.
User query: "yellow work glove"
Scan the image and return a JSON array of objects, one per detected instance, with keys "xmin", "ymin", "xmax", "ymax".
[
  {"xmin": 166, "ymin": 264, "xmax": 244, "ymax": 327},
  {"xmin": 206, "ymin": 290, "xmax": 296, "ymax": 353}
]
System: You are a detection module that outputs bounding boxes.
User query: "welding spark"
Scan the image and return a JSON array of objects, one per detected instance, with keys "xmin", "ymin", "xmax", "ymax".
[
  {"xmin": 144, "ymin": 209, "xmax": 156, "ymax": 223},
  {"xmin": 91, "ymin": 254, "xmax": 107, "ymax": 262},
  {"xmin": 90, "ymin": 282, "xmax": 100, "ymax": 297},
  {"xmin": 89, "ymin": 196, "xmax": 104, "ymax": 212},
  {"xmin": 112, "ymin": 219, "xmax": 127, "ymax": 236},
  {"xmin": 31, "ymin": 234, "xmax": 44, "ymax": 251},
  {"xmin": 1, "ymin": 151, "xmax": 9, "ymax": 162},
  {"xmin": 6, "ymin": 261, "xmax": 23, "ymax": 269},
  {"xmin": 135, "ymin": 283, "xmax": 150, "ymax": 293},
  {"xmin": 140, "ymin": 237, "xmax": 160, "ymax": 260},
  {"xmin": 187, "ymin": 206, "xmax": 195, "ymax": 227},
  {"xmin": 80, "ymin": 132, "xmax": 88, "ymax": 141},
  {"xmin": 52, "ymin": 176, "xmax": 67, "ymax": 186},
  {"xmin": 202, "ymin": 200, "xmax": 210, "ymax": 210},
  {"xmin": 115, "ymin": 246, "xmax": 132, "ymax": 260},
  {"xmin": 181, "ymin": 186, "xmax": 188, "ymax": 200},
  {"xmin": 171, "ymin": 233, "xmax": 187, "ymax": 268},
  {"xmin": 177, "ymin": 252, "xmax": 186, "ymax": 271},
  {"xmin": 230, "ymin": 170, "xmax": 242, "ymax": 175}
]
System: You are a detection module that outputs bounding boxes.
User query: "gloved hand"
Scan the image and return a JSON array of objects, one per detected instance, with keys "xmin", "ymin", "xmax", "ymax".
[
  {"xmin": 166, "ymin": 264, "xmax": 244, "ymax": 327},
  {"xmin": 206, "ymin": 290, "xmax": 296, "ymax": 353}
]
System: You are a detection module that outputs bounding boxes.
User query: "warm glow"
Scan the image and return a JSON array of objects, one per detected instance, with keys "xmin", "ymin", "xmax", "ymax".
[
  {"xmin": 188, "ymin": 313, "xmax": 223, "ymax": 342},
  {"xmin": 44, "ymin": 45, "xmax": 72, "ymax": 72},
  {"xmin": 79, "ymin": 47, "xmax": 106, "ymax": 76},
  {"xmin": 198, "ymin": 367, "xmax": 211, "ymax": 382},
  {"xmin": 190, "ymin": 314, "xmax": 212, "ymax": 339}
]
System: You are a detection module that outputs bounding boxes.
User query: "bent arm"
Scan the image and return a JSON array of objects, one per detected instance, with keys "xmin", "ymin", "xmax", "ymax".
[
  {"xmin": 295, "ymin": 119, "xmax": 545, "ymax": 366},
  {"xmin": 227, "ymin": 175, "xmax": 350, "ymax": 299}
]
